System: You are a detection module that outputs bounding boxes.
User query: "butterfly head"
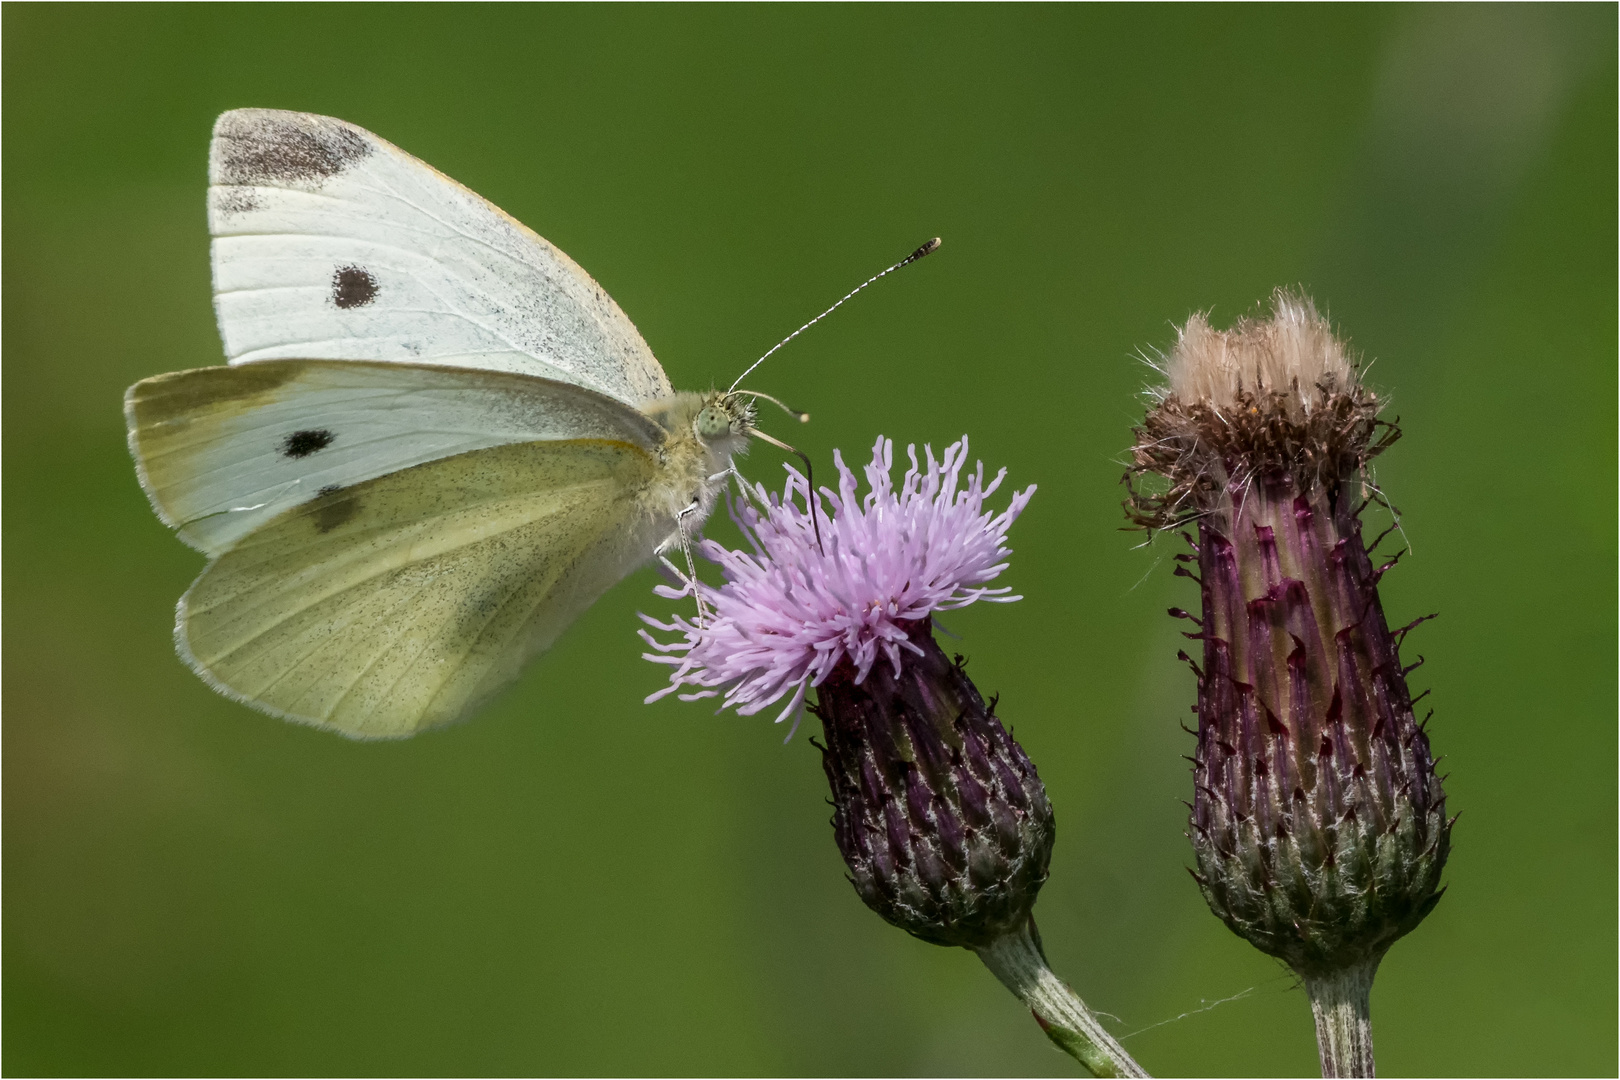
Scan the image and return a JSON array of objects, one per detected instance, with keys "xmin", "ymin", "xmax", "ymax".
[
  {"xmin": 698, "ymin": 387, "xmax": 827, "ymax": 553},
  {"xmin": 651, "ymin": 388, "xmax": 816, "ymax": 538},
  {"xmin": 693, "ymin": 392, "xmax": 756, "ymax": 444}
]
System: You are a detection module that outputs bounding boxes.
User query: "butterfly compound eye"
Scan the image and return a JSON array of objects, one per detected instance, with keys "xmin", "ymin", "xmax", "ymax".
[{"xmin": 695, "ymin": 405, "xmax": 732, "ymax": 440}]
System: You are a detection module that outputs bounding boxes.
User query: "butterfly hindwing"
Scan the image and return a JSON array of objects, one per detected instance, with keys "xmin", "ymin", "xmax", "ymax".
[
  {"xmin": 209, "ymin": 108, "xmax": 673, "ymax": 406},
  {"xmin": 177, "ymin": 438, "xmax": 665, "ymax": 739},
  {"xmin": 125, "ymin": 360, "xmax": 666, "ymax": 557}
]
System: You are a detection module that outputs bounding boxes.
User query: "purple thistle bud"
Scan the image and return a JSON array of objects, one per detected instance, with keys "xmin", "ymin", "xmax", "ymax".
[
  {"xmin": 1127, "ymin": 292, "xmax": 1450, "ymax": 1077},
  {"xmin": 645, "ymin": 438, "xmax": 1145, "ymax": 1075},
  {"xmin": 814, "ymin": 614, "xmax": 1053, "ymax": 949}
]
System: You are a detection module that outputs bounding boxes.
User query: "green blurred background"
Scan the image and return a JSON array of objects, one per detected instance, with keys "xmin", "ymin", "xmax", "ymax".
[{"xmin": 5, "ymin": 5, "xmax": 1614, "ymax": 1075}]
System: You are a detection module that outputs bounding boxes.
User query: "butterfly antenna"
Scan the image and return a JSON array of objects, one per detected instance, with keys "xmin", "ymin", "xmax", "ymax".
[
  {"xmin": 731, "ymin": 389, "xmax": 811, "ymax": 424},
  {"xmin": 728, "ymin": 237, "xmax": 942, "ymax": 392},
  {"xmin": 745, "ymin": 427, "xmax": 824, "ymax": 555}
]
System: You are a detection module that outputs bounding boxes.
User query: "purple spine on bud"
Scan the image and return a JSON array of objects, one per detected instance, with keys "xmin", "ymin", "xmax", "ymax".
[
  {"xmin": 1128, "ymin": 293, "xmax": 1450, "ymax": 980},
  {"xmin": 814, "ymin": 617, "xmax": 1054, "ymax": 949}
]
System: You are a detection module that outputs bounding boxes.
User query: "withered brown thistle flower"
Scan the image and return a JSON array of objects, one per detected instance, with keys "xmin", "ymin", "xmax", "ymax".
[{"xmin": 1125, "ymin": 292, "xmax": 1450, "ymax": 1078}]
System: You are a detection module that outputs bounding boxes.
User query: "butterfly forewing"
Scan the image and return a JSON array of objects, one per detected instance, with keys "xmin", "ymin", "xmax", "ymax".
[
  {"xmin": 209, "ymin": 109, "xmax": 672, "ymax": 405},
  {"xmin": 178, "ymin": 438, "xmax": 664, "ymax": 738}
]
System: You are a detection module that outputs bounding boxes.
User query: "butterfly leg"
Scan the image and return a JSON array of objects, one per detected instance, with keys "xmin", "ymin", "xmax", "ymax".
[
  {"xmin": 655, "ymin": 551, "xmax": 712, "ymax": 626},
  {"xmin": 674, "ymin": 498, "xmax": 711, "ymax": 626},
  {"xmin": 656, "ymin": 552, "xmax": 693, "ymax": 589},
  {"xmin": 715, "ymin": 463, "xmax": 767, "ymax": 512}
]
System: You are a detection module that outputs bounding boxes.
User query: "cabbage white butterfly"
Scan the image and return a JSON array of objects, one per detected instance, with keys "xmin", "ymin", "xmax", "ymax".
[{"xmin": 126, "ymin": 109, "xmax": 936, "ymax": 740}]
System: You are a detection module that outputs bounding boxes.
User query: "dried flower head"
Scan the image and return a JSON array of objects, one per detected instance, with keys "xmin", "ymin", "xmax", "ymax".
[
  {"xmin": 1126, "ymin": 291, "xmax": 1450, "ymax": 1077},
  {"xmin": 641, "ymin": 436, "xmax": 1034, "ymax": 723},
  {"xmin": 1128, "ymin": 291, "xmax": 1396, "ymax": 535},
  {"xmin": 1160, "ymin": 293, "xmax": 1356, "ymax": 412}
]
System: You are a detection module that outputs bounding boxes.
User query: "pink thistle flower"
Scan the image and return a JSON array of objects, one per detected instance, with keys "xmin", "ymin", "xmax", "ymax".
[
  {"xmin": 639, "ymin": 434, "xmax": 1137, "ymax": 1073},
  {"xmin": 639, "ymin": 435, "xmax": 1035, "ymax": 725}
]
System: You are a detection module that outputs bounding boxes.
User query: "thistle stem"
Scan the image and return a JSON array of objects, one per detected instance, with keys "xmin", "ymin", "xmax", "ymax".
[
  {"xmin": 1304, "ymin": 961, "xmax": 1378, "ymax": 1077},
  {"xmin": 974, "ymin": 917, "xmax": 1149, "ymax": 1078}
]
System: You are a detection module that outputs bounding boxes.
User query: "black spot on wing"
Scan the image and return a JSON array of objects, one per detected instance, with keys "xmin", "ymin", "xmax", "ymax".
[
  {"xmin": 213, "ymin": 110, "xmax": 371, "ymax": 188},
  {"xmin": 312, "ymin": 486, "xmax": 361, "ymax": 534},
  {"xmin": 281, "ymin": 429, "xmax": 335, "ymax": 458},
  {"xmin": 332, "ymin": 265, "xmax": 379, "ymax": 309}
]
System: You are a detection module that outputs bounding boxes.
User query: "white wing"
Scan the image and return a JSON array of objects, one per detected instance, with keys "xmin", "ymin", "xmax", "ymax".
[
  {"xmin": 178, "ymin": 438, "xmax": 667, "ymax": 738},
  {"xmin": 126, "ymin": 359, "xmax": 665, "ymax": 557},
  {"xmin": 208, "ymin": 108, "xmax": 673, "ymax": 406}
]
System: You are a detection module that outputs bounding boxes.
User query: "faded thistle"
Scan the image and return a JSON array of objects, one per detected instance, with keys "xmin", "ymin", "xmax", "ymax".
[{"xmin": 1126, "ymin": 292, "xmax": 1451, "ymax": 1077}]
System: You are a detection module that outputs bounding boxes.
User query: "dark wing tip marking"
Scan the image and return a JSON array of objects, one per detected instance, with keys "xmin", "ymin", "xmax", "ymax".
[
  {"xmin": 213, "ymin": 110, "xmax": 371, "ymax": 188},
  {"xmin": 281, "ymin": 429, "xmax": 336, "ymax": 458},
  {"xmin": 212, "ymin": 186, "xmax": 262, "ymax": 216},
  {"xmin": 332, "ymin": 265, "xmax": 380, "ymax": 309}
]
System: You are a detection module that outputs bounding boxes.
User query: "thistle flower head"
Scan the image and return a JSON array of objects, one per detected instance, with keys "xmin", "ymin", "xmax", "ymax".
[
  {"xmin": 644, "ymin": 436, "xmax": 1049, "ymax": 949},
  {"xmin": 1125, "ymin": 293, "xmax": 1450, "ymax": 998},
  {"xmin": 1129, "ymin": 290, "xmax": 1394, "ymax": 533},
  {"xmin": 641, "ymin": 436, "xmax": 1035, "ymax": 724}
]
